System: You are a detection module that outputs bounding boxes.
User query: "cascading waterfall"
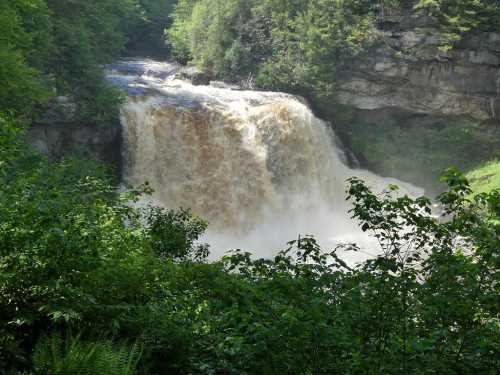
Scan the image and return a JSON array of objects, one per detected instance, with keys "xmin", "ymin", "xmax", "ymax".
[{"xmin": 108, "ymin": 59, "xmax": 423, "ymax": 262}]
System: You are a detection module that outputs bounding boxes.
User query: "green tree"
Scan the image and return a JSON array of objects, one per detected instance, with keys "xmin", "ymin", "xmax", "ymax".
[
  {"xmin": 167, "ymin": 0, "xmax": 378, "ymax": 102},
  {"xmin": 414, "ymin": 0, "xmax": 500, "ymax": 50},
  {"xmin": 0, "ymin": 0, "xmax": 51, "ymax": 115},
  {"xmin": 44, "ymin": 0, "xmax": 138, "ymax": 121},
  {"xmin": 0, "ymin": 0, "xmax": 145, "ymax": 121},
  {"xmin": 257, "ymin": 0, "xmax": 374, "ymax": 102},
  {"xmin": 126, "ymin": 0, "xmax": 177, "ymax": 56}
]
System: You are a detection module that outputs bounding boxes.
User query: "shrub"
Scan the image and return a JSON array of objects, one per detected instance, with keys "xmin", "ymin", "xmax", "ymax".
[{"xmin": 33, "ymin": 334, "xmax": 142, "ymax": 375}]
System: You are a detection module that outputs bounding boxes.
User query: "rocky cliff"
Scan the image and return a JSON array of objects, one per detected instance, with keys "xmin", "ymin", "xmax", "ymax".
[
  {"xmin": 28, "ymin": 96, "xmax": 121, "ymax": 170},
  {"xmin": 337, "ymin": 15, "xmax": 500, "ymax": 121},
  {"xmin": 333, "ymin": 9, "xmax": 500, "ymax": 194}
]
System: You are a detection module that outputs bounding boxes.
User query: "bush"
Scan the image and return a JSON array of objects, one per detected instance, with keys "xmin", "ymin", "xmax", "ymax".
[
  {"xmin": 33, "ymin": 334, "xmax": 141, "ymax": 375},
  {"xmin": 1, "ymin": 115, "xmax": 498, "ymax": 373}
]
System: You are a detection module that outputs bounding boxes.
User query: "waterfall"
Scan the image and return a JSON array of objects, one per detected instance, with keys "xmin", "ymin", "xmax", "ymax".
[{"xmin": 108, "ymin": 59, "xmax": 423, "ymax": 262}]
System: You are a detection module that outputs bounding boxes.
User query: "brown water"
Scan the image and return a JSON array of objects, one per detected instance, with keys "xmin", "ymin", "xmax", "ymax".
[{"xmin": 108, "ymin": 59, "xmax": 423, "ymax": 263}]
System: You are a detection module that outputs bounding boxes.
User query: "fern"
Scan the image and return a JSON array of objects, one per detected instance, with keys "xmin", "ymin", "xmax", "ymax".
[{"xmin": 32, "ymin": 334, "xmax": 142, "ymax": 375}]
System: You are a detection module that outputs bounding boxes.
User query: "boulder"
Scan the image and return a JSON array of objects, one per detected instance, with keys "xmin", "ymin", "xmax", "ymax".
[{"xmin": 175, "ymin": 66, "xmax": 213, "ymax": 85}]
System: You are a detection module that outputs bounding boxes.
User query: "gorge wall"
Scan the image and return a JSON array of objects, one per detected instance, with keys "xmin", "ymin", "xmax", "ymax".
[
  {"xmin": 332, "ymin": 9, "xmax": 500, "ymax": 194},
  {"xmin": 28, "ymin": 96, "xmax": 121, "ymax": 171},
  {"xmin": 27, "ymin": 7, "xmax": 500, "ymax": 197},
  {"xmin": 337, "ymin": 22, "xmax": 500, "ymax": 120}
]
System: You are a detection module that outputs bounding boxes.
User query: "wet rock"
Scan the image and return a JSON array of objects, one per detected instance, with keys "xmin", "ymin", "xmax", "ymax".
[
  {"xmin": 175, "ymin": 66, "xmax": 213, "ymax": 85},
  {"xmin": 209, "ymin": 81, "xmax": 241, "ymax": 90}
]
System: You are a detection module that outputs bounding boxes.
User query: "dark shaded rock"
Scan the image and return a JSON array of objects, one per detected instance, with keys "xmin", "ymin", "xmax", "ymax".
[
  {"xmin": 209, "ymin": 80, "xmax": 241, "ymax": 90},
  {"xmin": 28, "ymin": 95, "xmax": 121, "ymax": 171},
  {"xmin": 332, "ymin": 107, "xmax": 500, "ymax": 195},
  {"xmin": 175, "ymin": 66, "xmax": 213, "ymax": 85},
  {"xmin": 28, "ymin": 121, "xmax": 121, "ymax": 171},
  {"xmin": 38, "ymin": 96, "xmax": 77, "ymax": 124}
]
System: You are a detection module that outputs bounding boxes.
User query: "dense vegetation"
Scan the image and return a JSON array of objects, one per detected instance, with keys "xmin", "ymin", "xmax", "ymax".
[
  {"xmin": 414, "ymin": 0, "xmax": 500, "ymax": 50},
  {"xmin": 168, "ymin": 0, "xmax": 380, "ymax": 105},
  {"xmin": 0, "ymin": 0, "xmax": 174, "ymax": 121},
  {"xmin": 1, "ymin": 112, "xmax": 499, "ymax": 373},
  {"xmin": 167, "ymin": 0, "xmax": 500, "ymax": 104},
  {"xmin": 1, "ymin": 0, "xmax": 499, "ymax": 373},
  {"xmin": 468, "ymin": 160, "xmax": 500, "ymax": 196}
]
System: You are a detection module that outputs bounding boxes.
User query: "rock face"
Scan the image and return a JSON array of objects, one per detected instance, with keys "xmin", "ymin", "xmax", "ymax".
[
  {"xmin": 333, "ymin": 7, "xmax": 500, "ymax": 194},
  {"xmin": 28, "ymin": 97, "xmax": 121, "ymax": 169},
  {"xmin": 175, "ymin": 66, "xmax": 213, "ymax": 85},
  {"xmin": 337, "ymin": 14, "xmax": 500, "ymax": 121}
]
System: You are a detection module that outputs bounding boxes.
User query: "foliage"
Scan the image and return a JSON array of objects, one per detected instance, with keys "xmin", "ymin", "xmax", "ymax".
[
  {"xmin": 467, "ymin": 160, "xmax": 500, "ymax": 196},
  {"xmin": 167, "ymin": 0, "xmax": 378, "ymax": 103},
  {"xmin": 168, "ymin": 0, "xmax": 252, "ymax": 75},
  {"xmin": 126, "ymin": 0, "xmax": 177, "ymax": 56},
  {"xmin": 1, "ymin": 110, "xmax": 499, "ymax": 373},
  {"xmin": 332, "ymin": 112, "xmax": 500, "ymax": 195},
  {"xmin": 0, "ymin": 113, "xmax": 25, "ymax": 168},
  {"xmin": 40, "ymin": 0, "xmax": 140, "ymax": 121},
  {"xmin": 146, "ymin": 206, "xmax": 209, "ymax": 261},
  {"xmin": 0, "ymin": 0, "xmax": 178, "ymax": 122},
  {"xmin": 0, "ymin": 0, "xmax": 51, "ymax": 115},
  {"xmin": 255, "ymin": 0, "xmax": 375, "ymax": 102},
  {"xmin": 33, "ymin": 334, "xmax": 142, "ymax": 375},
  {"xmin": 344, "ymin": 169, "xmax": 499, "ymax": 373},
  {"xmin": 414, "ymin": 0, "xmax": 500, "ymax": 51}
]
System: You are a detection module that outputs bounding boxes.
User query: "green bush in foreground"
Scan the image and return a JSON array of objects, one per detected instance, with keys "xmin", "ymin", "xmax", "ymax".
[
  {"xmin": 33, "ymin": 335, "xmax": 141, "ymax": 375},
  {"xmin": 1, "ymin": 114, "xmax": 498, "ymax": 374}
]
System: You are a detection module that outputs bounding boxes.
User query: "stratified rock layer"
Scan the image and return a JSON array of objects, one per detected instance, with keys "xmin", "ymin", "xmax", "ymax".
[
  {"xmin": 28, "ymin": 96, "xmax": 121, "ymax": 168},
  {"xmin": 337, "ymin": 15, "xmax": 500, "ymax": 121},
  {"xmin": 333, "ymin": 9, "xmax": 500, "ymax": 193}
]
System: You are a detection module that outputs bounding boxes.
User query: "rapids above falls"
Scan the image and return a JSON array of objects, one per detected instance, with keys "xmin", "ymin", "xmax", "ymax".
[{"xmin": 107, "ymin": 59, "xmax": 423, "ymax": 263}]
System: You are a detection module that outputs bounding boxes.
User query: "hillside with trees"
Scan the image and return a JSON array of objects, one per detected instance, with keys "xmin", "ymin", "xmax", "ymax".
[
  {"xmin": 167, "ymin": 0, "xmax": 500, "ymax": 106},
  {"xmin": 0, "ymin": 0, "xmax": 499, "ymax": 374},
  {"xmin": 0, "ymin": 0, "xmax": 174, "ymax": 121}
]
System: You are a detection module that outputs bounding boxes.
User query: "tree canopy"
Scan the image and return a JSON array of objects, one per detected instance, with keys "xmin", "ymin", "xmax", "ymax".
[
  {"xmin": 167, "ymin": 0, "xmax": 500, "ymax": 106},
  {"xmin": 0, "ymin": 0, "xmax": 175, "ymax": 121}
]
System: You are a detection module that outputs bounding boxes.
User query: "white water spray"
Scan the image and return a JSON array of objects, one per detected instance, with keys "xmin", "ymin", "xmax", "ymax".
[{"xmin": 108, "ymin": 59, "xmax": 423, "ymax": 263}]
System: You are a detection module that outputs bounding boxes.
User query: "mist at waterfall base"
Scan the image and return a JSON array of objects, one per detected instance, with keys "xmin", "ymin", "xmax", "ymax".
[{"xmin": 108, "ymin": 59, "xmax": 423, "ymax": 265}]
